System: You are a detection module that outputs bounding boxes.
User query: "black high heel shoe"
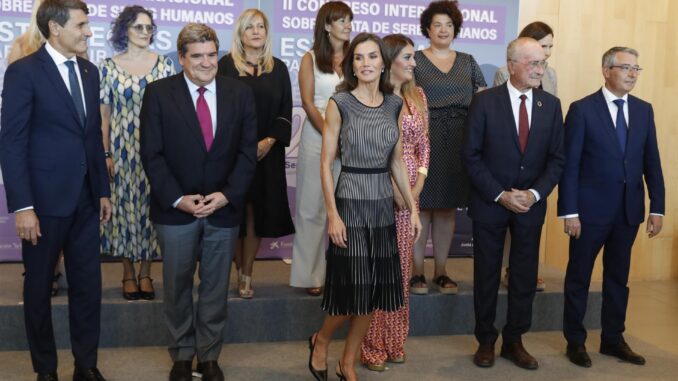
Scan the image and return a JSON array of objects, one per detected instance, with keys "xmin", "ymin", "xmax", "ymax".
[
  {"xmin": 336, "ymin": 361, "xmax": 346, "ymax": 381},
  {"xmin": 137, "ymin": 275, "xmax": 155, "ymax": 300},
  {"xmin": 308, "ymin": 334, "xmax": 327, "ymax": 381}
]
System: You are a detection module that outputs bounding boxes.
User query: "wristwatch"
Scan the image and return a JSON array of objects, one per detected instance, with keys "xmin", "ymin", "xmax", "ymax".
[{"xmin": 104, "ymin": 151, "xmax": 112, "ymax": 158}]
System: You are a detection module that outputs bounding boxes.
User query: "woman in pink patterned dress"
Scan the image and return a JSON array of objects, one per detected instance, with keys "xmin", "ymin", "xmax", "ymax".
[{"xmin": 360, "ymin": 34, "xmax": 430, "ymax": 372}]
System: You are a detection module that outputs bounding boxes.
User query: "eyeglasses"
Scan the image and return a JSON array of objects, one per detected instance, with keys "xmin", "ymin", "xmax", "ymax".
[
  {"xmin": 510, "ymin": 59, "xmax": 548, "ymax": 70},
  {"xmin": 130, "ymin": 24, "xmax": 156, "ymax": 34},
  {"xmin": 609, "ymin": 65, "xmax": 643, "ymax": 73}
]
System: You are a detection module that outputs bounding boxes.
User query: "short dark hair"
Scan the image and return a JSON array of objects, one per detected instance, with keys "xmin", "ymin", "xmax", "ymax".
[
  {"xmin": 336, "ymin": 33, "xmax": 393, "ymax": 95},
  {"xmin": 37, "ymin": 0, "xmax": 89, "ymax": 39},
  {"xmin": 518, "ymin": 21, "xmax": 554, "ymax": 41},
  {"xmin": 420, "ymin": 1, "xmax": 463, "ymax": 39},
  {"xmin": 177, "ymin": 23, "xmax": 219, "ymax": 57},
  {"xmin": 109, "ymin": 5, "xmax": 155, "ymax": 52}
]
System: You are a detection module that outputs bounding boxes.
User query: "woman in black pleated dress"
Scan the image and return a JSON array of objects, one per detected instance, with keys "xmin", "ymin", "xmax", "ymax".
[{"xmin": 307, "ymin": 33, "xmax": 422, "ymax": 381}]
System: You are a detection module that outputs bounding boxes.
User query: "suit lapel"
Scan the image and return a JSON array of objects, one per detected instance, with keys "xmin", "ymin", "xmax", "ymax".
[
  {"xmin": 171, "ymin": 74, "xmax": 208, "ymax": 152},
  {"xmin": 500, "ymin": 83, "xmax": 521, "ymax": 152},
  {"xmin": 626, "ymin": 95, "xmax": 642, "ymax": 154},
  {"xmin": 212, "ymin": 78, "xmax": 232, "ymax": 150},
  {"xmin": 38, "ymin": 47, "xmax": 82, "ymax": 130},
  {"xmin": 593, "ymin": 90, "xmax": 624, "ymax": 157},
  {"xmin": 77, "ymin": 57, "xmax": 95, "ymax": 132},
  {"xmin": 525, "ymin": 90, "xmax": 546, "ymax": 155}
]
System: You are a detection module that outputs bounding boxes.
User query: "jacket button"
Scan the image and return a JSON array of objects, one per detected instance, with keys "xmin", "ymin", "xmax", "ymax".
[{"xmin": 520, "ymin": 166, "xmax": 525, "ymax": 170}]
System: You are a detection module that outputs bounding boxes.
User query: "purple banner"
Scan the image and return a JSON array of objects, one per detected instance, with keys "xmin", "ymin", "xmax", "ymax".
[{"xmin": 0, "ymin": 0, "xmax": 519, "ymax": 261}]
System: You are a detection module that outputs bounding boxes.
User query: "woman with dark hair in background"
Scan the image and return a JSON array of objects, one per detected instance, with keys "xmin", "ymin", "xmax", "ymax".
[
  {"xmin": 360, "ymin": 33, "xmax": 430, "ymax": 372},
  {"xmin": 308, "ymin": 32, "xmax": 421, "ymax": 381},
  {"xmin": 218, "ymin": 8, "xmax": 294, "ymax": 299},
  {"xmin": 410, "ymin": 0, "xmax": 486, "ymax": 296},
  {"xmin": 100, "ymin": 5, "xmax": 175, "ymax": 300},
  {"xmin": 290, "ymin": 1, "xmax": 353, "ymax": 297},
  {"xmin": 494, "ymin": 21, "xmax": 558, "ymax": 292}
]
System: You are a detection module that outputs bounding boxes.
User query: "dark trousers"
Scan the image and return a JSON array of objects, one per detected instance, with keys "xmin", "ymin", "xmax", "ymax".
[
  {"xmin": 563, "ymin": 205, "xmax": 639, "ymax": 346},
  {"xmin": 22, "ymin": 182, "xmax": 101, "ymax": 373},
  {"xmin": 473, "ymin": 219, "xmax": 542, "ymax": 345}
]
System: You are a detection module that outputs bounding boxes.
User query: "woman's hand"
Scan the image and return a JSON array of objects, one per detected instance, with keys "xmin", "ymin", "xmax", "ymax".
[
  {"xmin": 393, "ymin": 188, "xmax": 407, "ymax": 210},
  {"xmin": 106, "ymin": 158, "xmax": 114, "ymax": 182},
  {"xmin": 328, "ymin": 215, "xmax": 348, "ymax": 248},
  {"xmin": 410, "ymin": 211, "xmax": 422, "ymax": 243},
  {"xmin": 257, "ymin": 138, "xmax": 273, "ymax": 161}
]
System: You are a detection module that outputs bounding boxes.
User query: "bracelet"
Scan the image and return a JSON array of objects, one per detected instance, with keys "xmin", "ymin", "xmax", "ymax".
[
  {"xmin": 417, "ymin": 167, "xmax": 428, "ymax": 176},
  {"xmin": 104, "ymin": 151, "xmax": 112, "ymax": 158}
]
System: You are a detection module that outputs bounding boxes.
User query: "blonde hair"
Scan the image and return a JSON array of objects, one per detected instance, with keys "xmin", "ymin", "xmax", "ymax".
[
  {"xmin": 10, "ymin": 0, "xmax": 45, "ymax": 63},
  {"xmin": 231, "ymin": 9, "xmax": 273, "ymax": 76}
]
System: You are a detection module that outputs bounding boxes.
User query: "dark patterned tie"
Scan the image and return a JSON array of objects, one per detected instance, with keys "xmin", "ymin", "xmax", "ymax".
[
  {"xmin": 64, "ymin": 60, "xmax": 85, "ymax": 127},
  {"xmin": 613, "ymin": 99, "xmax": 627, "ymax": 153},
  {"xmin": 518, "ymin": 94, "xmax": 529, "ymax": 153}
]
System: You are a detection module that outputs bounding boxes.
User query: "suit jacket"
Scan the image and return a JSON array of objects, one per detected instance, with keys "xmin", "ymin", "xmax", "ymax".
[
  {"xmin": 557, "ymin": 89, "xmax": 664, "ymax": 225},
  {"xmin": 140, "ymin": 73, "xmax": 257, "ymax": 228},
  {"xmin": 494, "ymin": 65, "xmax": 558, "ymax": 96},
  {"xmin": 0, "ymin": 45, "xmax": 109, "ymax": 216},
  {"xmin": 463, "ymin": 83, "xmax": 565, "ymax": 226}
]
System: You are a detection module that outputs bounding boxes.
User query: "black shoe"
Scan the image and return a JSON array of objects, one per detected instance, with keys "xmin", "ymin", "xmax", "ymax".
[
  {"xmin": 37, "ymin": 372, "xmax": 58, "ymax": 381},
  {"xmin": 121, "ymin": 278, "xmax": 140, "ymax": 300},
  {"xmin": 72, "ymin": 368, "xmax": 106, "ymax": 381},
  {"xmin": 308, "ymin": 334, "xmax": 327, "ymax": 381},
  {"xmin": 197, "ymin": 361, "xmax": 223, "ymax": 381},
  {"xmin": 169, "ymin": 361, "xmax": 193, "ymax": 381},
  {"xmin": 137, "ymin": 276, "xmax": 156, "ymax": 300},
  {"xmin": 600, "ymin": 341, "xmax": 645, "ymax": 365},
  {"xmin": 566, "ymin": 344, "xmax": 592, "ymax": 367}
]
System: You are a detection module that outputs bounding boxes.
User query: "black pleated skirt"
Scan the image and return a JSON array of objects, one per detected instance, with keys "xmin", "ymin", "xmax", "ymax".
[{"xmin": 321, "ymin": 194, "xmax": 405, "ymax": 316}]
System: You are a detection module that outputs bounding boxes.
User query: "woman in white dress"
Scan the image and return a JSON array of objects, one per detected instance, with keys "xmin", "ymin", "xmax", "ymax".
[{"xmin": 290, "ymin": 1, "xmax": 352, "ymax": 296}]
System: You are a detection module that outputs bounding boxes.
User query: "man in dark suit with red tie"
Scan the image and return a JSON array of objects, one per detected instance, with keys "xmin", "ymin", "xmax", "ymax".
[
  {"xmin": 559, "ymin": 47, "xmax": 664, "ymax": 368},
  {"xmin": 464, "ymin": 37, "xmax": 565, "ymax": 370},
  {"xmin": 0, "ymin": 1, "xmax": 111, "ymax": 380},
  {"xmin": 140, "ymin": 23, "xmax": 256, "ymax": 381}
]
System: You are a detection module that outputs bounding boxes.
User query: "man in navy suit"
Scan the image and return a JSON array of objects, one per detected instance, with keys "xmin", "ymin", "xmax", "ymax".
[
  {"xmin": 464, "ymin": 37, "xmax": 565, "ymax": 369},
  {"xmin": 0, "ymin": 1, "xmax": 111, "ymax": 380},
  {"xmin": 559, "ymin": 47, "xmax": 664, "ymax": 368},
  {"xmin": 140, "ymin": 23, "xmax": 256, "ymax": 381}
]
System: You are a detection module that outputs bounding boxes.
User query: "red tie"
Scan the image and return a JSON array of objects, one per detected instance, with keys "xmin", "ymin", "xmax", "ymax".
[
  {"xmin": 518, "ymin": 94, "xmax": 529, "ymax": 153},
  {"xmin": 197, "ymin": 87, "xmax": 213, "ymax": 151}
]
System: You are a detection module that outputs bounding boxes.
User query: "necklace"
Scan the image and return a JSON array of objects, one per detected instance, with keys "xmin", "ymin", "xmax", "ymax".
[{"xmin": 245, "ymin": 60, "xmax": 258, "ymax": 76}]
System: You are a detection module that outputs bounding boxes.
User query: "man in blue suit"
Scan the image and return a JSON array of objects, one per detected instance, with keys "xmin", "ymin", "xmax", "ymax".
[
  {"xmin": 0, "ymin": 1, "xmax": 111, "ymax": 380},
  {"xmin": 140, "ymin": 23, "xmax": 256, "ymax": 381},
  {"xmin": 559, "ymin": 47, "xmax": 665, "ymax": 368},
  {"xmin": 464, "ymin": 37, "xmax": 565, "ymax": 370}
]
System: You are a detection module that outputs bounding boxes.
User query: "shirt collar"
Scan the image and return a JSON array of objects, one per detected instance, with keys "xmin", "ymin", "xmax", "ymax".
[
  {"xmin": 183, "ymin": 73, "xmax": 216, "ymax": 95},
  {"xmin": 44, "ymin": 41, "xmax": 77, "ymax": 67},
  {"xmin": 506, "ymin": 79, "xmax": 533, "ymax": 102},
  {"xmin": 601, "ymin": 85, "xmax": 629, "ymax": 104}
]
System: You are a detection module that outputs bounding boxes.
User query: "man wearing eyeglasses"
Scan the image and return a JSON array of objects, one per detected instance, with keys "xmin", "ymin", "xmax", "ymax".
[
  {"xmin": 559, "ymin": 47, "xmax": 664, "ymax": 368},
  {"xmin": 464, "ymin": 37, "xmax": 565, "ymax": 370}
]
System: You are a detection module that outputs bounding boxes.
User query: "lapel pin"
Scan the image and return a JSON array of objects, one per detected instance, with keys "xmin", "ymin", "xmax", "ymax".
[{"xmin": 537, "ymin": 100, "xmax": 542, "ymax": 107}]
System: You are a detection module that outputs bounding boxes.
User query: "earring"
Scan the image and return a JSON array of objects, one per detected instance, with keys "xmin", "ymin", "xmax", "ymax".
[
  {"xmin": 381, "ymin": 67, "xmax": 385, "ymax": 73},
  {"xmin": 353, "ymin": 71, "xmax": 356, "ymax": 77}
]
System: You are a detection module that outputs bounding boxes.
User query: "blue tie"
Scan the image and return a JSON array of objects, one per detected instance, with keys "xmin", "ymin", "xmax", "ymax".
[
  {"xmin": 64, "ymin": 60, "xmax": 86, "ymax": 127},
  {"xmin": 612, "ymin": 99, "xmax": 627, "ymax": 153}
]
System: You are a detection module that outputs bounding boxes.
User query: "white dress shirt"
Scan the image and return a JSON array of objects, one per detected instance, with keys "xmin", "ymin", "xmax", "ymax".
[
  {"xmin": 494, "ymin": 80, "xmax": 540, "ymax": 203},
  {"xmin": 183, "ymin": 74, "xmax": 217, "ymax": 136},
  {"xmin": 173, "ymin": 75, "xmax": 218, "ymax": 208},
  {"xmin": 45, "ymin": 41, "xmax": 87, "ymax": 115}
]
